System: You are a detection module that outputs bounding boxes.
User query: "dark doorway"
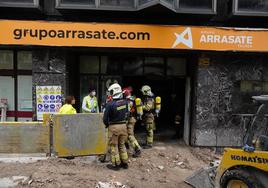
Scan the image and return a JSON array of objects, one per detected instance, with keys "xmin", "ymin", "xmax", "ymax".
[
  {"xmin": 72, "ymin": 53, "xmax": 188, "ymax": 139},
  {"xmin": 123, "ymin": 76, "xmax": 185, "ymax": 138}
]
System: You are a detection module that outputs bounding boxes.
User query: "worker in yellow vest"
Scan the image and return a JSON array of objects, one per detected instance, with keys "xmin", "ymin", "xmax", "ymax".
[
  {"xmin": 82, "ymin": 88, "xmax": 99, "ymax": 113},
  {"xmin": 59, "ymin": 96, "xmax": 77, "ymax": 114}
]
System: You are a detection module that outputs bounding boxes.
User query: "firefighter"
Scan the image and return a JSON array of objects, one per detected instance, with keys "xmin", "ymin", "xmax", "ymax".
[
  {"xmin": 59, "ymin": 96, "xmax": 77, "ymax": 114},
  {"xmin": 82, "ymin": 88, "xmax": 99, "ymax": 113},
  {"xmin": 103, "ymin": 83, "xmax": 129, "ymax": 170},
  {"xmin": 140, "ymin": 85, "xmax": 159, "ymax": 149},
  {"xmin": 123, "ymin": 87, "xmax": 142, "ymax": 158}
]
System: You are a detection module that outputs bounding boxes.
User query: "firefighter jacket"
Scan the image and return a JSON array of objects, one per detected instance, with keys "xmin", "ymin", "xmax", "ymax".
[{"xmin": 103, "ymin": 99, "xmax": 129, "ymax": 128}]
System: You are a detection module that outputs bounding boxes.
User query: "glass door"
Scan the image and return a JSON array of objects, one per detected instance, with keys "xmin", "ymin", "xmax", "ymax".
[{"xmin": 17, "ymin": 75, "xmax": 32, "ymax": 121}]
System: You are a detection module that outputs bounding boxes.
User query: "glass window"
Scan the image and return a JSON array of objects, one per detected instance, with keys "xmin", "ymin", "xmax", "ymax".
[
  {"xmin": 101, "ymin": 56, "xmax": 122, "ymax": 74},
  {"xmin": 18, "ymin": 51, "xmax": 32, "ymax": 70},
  {"xmin": 0, "ymin": 50, "xmax": 13, "ymax": 70},
  {"xmin": 264, "ymin": 82, "xmax": 268, "ymax": 92},
  {"xmin": 240, "ymin": 80, "xmax": 268, "ymax": 92},
  {"xmin": 0, "ymin": 76, "xmax": 15, "ymax": 111},
  {"xmin": 100, "ymin": 0, "xmax": 134, "ymax": 7},
  {"xmin": 144, "ymin": 57, "xmax": 164, "ymax": 76},
  {"xmin": 0, "ymin": 0, "xmax": 34, "ymax": 3},
  {"xmin": 179, "ymin": 0, "xmax": 213, "ymax": 9},
  {"xmin": 237, "ymin": 0, "xmax": 268, "ymax": 12},
  {"xmin": 60, "ymin": 0, "xmax": 94, "ymax": 5},
  {"xmin": 162, "ymin": 0, "xmax": 175, "ymax": 7},
  {"xmin": 80, "ymin": 75, "xmax": 98, "ymax": 111},
  {"xmin": 123, "ymin": 57, "xmax": 143, "ymax": 75},
  {"xmin": 138, "ymin": 0, "xmax": 154, "ymax": 5},
  {"xmin": 18, "ymin": 75, "xmax": 33, "ymax": 111},
  {"xmin": 167, "ymin": 58, "xmax": 186, "ymax": 76},
  {"xmin": 80, "ymin": 56, "xmax": 99, "ymax": 74}
]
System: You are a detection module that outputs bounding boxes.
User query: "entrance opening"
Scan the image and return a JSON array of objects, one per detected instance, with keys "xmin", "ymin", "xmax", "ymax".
[
  {"xmin": 70, "ymin": 54, "xmax": 189, "ymax": 141},
  {"xmin": 123, "ymin": 76, "xmax": 185, "ymax": 139}
]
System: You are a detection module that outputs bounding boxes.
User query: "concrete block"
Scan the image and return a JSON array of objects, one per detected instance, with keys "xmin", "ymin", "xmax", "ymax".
[
  {"xmin": 0, "ymin": 122, "xmax": 49, "ymax": 154},
  {"xmin": 52, "ymin": 113, "xmax": 107, "ymax": 157}
]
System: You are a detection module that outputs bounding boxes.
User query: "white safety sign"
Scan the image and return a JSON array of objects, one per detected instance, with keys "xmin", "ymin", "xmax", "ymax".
[{"xmin": 36, "ymin": 86, "xmax": 62, "ymax": 120}]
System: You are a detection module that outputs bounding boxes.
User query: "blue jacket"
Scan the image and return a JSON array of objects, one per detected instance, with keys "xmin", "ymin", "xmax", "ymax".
[{"xmin": 103, "ymin": 99, "xmax": 129, "ymax": 127}]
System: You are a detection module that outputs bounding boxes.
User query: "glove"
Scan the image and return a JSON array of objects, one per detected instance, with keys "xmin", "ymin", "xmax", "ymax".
[{"xmin": 243, "ymin": 144, "xmax": 255, "ymax": 152}]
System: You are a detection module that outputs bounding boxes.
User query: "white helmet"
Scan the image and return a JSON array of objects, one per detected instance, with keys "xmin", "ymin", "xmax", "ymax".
[
  {"xmin": 141, "ymin": 85, "xmax": 153, "ymax": 96},
  {"xmin": 108, "ymin": 83, "xmax": 122, "ymax": 99}
]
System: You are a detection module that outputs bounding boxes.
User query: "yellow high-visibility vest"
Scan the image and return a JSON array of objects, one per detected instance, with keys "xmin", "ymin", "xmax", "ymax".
[
  {"xmin": 83, "ymin": 96, "xmax": 98, "ymax": 113},
  {"xmin": 59, "ymin": 104, "xmax": 77, "ymax": 114}
]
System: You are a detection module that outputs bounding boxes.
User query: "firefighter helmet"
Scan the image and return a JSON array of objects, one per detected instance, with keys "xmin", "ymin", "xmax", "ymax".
[
  {"xmin": 108, "ymin": 83, "xmax": 122, "ymax": 99},
  {"xmin": 141, "ymin": 85, "xmax": 153, "ymax": 96}
]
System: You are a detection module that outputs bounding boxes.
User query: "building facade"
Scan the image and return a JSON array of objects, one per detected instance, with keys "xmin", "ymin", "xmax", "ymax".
[{"xmin": 0, "ymin": 0, "xmax": 268, "ymax": 146}]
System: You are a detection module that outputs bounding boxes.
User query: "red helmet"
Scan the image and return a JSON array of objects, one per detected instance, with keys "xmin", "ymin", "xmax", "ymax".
[
  {"xmin": 106, "ymin": 95, "xmax": 113, "ymax": 102},
  {"xmin": 123, "ymin": 87, "xmax": 133, "ymax": 98}
]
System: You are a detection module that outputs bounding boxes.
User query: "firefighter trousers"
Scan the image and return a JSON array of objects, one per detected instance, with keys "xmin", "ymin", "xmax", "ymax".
[
  {"xmin": 127, "ymin": 117, "xmax": 141, "ymax": 151},
  {"xmin": 108, "ymin": 123, "xmax": 128, "ymax": 166},
  {"xmin": 144, "ymin": 113, "xmax": 155, "ymax": 146}
]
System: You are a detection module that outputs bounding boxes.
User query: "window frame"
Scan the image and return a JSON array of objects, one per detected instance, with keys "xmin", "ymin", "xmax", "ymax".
[
  {"xmin": 233, "ymin": 0, "xmax": 268, "ymax": 16},
  {"xmin": 98, "ymin": 1, "xmax": 136, "ymax": 11},
  {"xmin": 177, "ymin": 0, "xmax": 217, "ymax": 14},
  {"xmin": 0, "ymin": 50, "xmax": 33, "ymax": 121},
  {"xmin": 56, "ymin": 0, "xmax": 217, "ymax": 13},
  {"xmin": 137, "ymin": 0, "xmax": 158, "ymax": 10},
  {"xmin": 56, "ymin": 0, "xmax": 137, "ymax": 10},
  {"xmin": 56, "ymin": 0, "xmax": 97, "ymax": 9},
  {"xmin": 0, "ymin": 0, "xmax": 39, "ymax": 8}
]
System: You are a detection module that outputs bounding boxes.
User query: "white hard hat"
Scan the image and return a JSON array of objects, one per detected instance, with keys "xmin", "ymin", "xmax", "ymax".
[
  {"xmin": 141, "ymin": 85, "xmax": 153, "ymax": 96},
  {"xmin": 108, "ymin": 83, "xmax": 122, "ymax": 98}
]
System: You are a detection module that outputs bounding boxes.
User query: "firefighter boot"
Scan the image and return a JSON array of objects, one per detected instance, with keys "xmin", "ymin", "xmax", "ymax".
[
  {"xmin": 132, "ymin": 147, "xmax": 141, "ymax": 158},
  {"xmin": 120, "ymin": 162, "xmax": 129, "ymax": 169},
  {"xmin": 106, "ymin": 164, "xmax": 121, "ymax": 171}
]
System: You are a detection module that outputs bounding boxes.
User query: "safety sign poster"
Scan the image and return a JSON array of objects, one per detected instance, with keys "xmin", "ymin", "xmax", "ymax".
[{"xmin": 36, "ymin": 86, "xmax": 62, "ymax": 120}]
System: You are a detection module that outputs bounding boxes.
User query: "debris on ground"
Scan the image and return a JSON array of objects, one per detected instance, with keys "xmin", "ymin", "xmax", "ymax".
[
  {"xmin": 0, "ymin": 176, "xmax": 28, "ymax": 187},
  {"xmin": 0, "ymin": 140, "xmax": 217, "ymax": 188},
  {"xmin": 0, "ymin": 154, "xmax": 47, "ymax": 164},
  {"xmin": 96, "ymin": 181, "xmax": 127, "ymax": 188}
]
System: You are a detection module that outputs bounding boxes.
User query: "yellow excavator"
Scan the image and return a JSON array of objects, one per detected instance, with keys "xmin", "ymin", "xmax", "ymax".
[{"xmin": 186, "ymin": 95, "xmax": 268, "ymax": 188}]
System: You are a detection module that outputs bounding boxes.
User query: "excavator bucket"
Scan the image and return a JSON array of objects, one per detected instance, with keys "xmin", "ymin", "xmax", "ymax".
[{"xmin": 184, "ymin": 162, "xmax": 218, "ymax": 188}]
